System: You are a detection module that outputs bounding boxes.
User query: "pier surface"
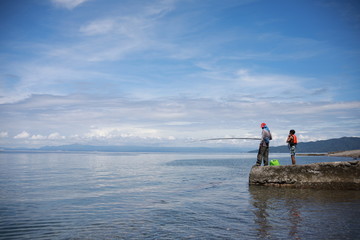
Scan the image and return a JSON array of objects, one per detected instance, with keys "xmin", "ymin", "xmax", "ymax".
[
  {"xmin": 249, "ymin": 160, "xmax": 360, "ymax": 190},
  {"xmin": 298, "ymin": 149, "xmax": 360, "ymax": 159}
]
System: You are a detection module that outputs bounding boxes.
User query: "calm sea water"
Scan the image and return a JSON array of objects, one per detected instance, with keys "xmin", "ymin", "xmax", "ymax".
[{"xmin": 0, "ymin": 152, "xmax": 359, "ymax": 240}]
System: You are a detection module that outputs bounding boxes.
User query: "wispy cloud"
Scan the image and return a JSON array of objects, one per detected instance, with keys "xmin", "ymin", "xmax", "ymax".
[
  {"xmin": 14, "ymin": 131, "xmax": 30, "ymax": 139},
  {"xmin": 0, "ymin": 0, "xmax": 336, "ymax": 104},
  {"xmin": 0, "ymin": 131, "xmax": 8, "ymax": 138},
  {"xmin": 46, "ymin": 1, "xmax": 178, "ymax": 64},
  {"xmin": 1, "ymin": 94, "xmax": 359, "ymax": 147},
  {"xmin": 13, "ymin": 129, "xmax": 65, "ymax": 139},
  {"xmin": 51, "ymin": 0, "xmax": 90, "ymax": 10},
  {"xmin": 1, "ymin": 0, "xmax": 359, "ymax": 148},
  {"xmin": 79, "ymin": 19, "xmax": 116, "ymax": 36}
]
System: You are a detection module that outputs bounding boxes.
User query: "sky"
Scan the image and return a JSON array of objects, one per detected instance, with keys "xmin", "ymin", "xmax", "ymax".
[{"xmin": 0, "ymin": 0, "xmax": 359, "ymax": 149}]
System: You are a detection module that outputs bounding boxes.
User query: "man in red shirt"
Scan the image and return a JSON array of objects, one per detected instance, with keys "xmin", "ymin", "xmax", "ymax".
[{"xmin": 255, "ymin": 123, "xmax": 272, "ymax": 166}]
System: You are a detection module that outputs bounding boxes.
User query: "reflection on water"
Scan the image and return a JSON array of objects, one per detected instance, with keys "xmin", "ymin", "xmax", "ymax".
[
  {"xmin": 1, "ymin": 152, "xmax": 360, "ymax": 239},
  {"xmin": 249, "ymin": 185, "xmax": 360, "ymax": 239},
  {"xmin": 249, "ymin": 186, "xmax": 301, "ymax": 239},
  {"xmin": 249, "ymin": 186, "xmax": 302, "ymax": 239}
]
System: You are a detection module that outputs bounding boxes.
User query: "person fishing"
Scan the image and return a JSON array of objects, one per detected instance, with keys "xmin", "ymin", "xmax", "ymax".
[
  {"xmin": 255, "ymin": 123, "xmax": 272, "ymax": 166},
  {"xmin": 286, "ymin": 129, "xmax": 298, "ymax": 165}
]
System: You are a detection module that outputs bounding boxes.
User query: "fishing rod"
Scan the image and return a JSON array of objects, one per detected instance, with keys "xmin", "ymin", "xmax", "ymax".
[{"xmin": 200, "ymin": 137, "xmax": 261, "ymax": 141}]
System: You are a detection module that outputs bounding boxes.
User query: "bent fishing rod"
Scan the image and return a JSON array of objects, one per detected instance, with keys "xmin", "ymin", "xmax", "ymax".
[{"xmin": 200, "ymin": 137, "xmax": 261, "ymax": 141}]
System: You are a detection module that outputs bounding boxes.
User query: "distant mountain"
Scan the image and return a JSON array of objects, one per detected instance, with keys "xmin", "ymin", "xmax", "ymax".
[
  {"xmin": 2, "ymin": 137, "xmax": 359, "ymax": 153},
  {"xmin": 249, "ymin": 137, "xmax": 360, "ymax": 153},
  {"xmin": 6, "ymin": 144, "xmax": 247, "ymax": 153}
]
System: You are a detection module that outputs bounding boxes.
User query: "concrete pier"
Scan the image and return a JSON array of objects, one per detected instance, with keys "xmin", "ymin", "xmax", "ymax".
[{"xmin": 249, "ymin": 160, "xmax": 360, "ymax": 190}]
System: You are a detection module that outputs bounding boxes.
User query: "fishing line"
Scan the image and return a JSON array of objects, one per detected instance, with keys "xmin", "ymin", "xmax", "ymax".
[{"xmin": 200, "ymin": 137, "xmax": 261, "ymax": 141}]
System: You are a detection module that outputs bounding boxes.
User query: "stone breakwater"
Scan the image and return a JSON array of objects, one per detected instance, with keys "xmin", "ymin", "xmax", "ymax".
[
  {"xmin": 298, "ymin": 150, "xmax": 360, "ymax": 159},
  {"xmin": 249, "ymin": 160, "xmax": 360, "ymax": 190}
]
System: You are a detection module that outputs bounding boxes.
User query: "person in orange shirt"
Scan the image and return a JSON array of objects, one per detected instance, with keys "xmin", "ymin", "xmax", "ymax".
[{"xmin": 286, "ymin": 129, "xmax": 298, "ymax": 165}]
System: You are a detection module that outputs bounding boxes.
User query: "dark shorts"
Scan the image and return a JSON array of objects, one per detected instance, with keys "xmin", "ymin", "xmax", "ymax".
[{"xmin": 290, "ymin": 145, "xmax": 296, "ymax": 156}]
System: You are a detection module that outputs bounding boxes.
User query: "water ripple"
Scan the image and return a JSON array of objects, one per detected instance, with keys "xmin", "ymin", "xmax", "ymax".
[{"xmin": 1, "ymin": 152, "xmax": 359, "ymax": 239}]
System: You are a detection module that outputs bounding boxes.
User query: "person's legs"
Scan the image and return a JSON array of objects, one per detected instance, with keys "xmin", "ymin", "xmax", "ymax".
[
  {"xmin": 263, "ymin": 147, "xmax": 269, "ymax": 166},
  {"xmin": 256, "ymin": 145, "xmax": 266, "ymax": 166},
  {"xmin": 290, "ymin": 146, "xmax": 296, "ymax": 164}
]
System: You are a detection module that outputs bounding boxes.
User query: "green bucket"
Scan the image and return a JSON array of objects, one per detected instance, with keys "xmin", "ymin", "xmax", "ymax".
[{"xmin": 270, "ymin": 159, "xmax": 280, "ymax": 166}]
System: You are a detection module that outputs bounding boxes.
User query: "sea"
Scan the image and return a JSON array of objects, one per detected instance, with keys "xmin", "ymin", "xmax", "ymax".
[{"xmin": 0, "ymin": 151, "xmax": 359, "ymax": 240}]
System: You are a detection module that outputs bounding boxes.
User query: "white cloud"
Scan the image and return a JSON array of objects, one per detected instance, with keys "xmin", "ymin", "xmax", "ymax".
[
  {"xmin": 1, "ymin": 93, "xmax": 359, "ymax": 148},
  {"xmin": 0, "ymin": 131, "xmax": 8, "ymax": 138},
  {"xmin": 48, "ymin": 132, "xmax": 66, "ymax": 140},
  {"xmin": 184, "ymin": 66, "xmax": 330, "ymax": 102},
  {"xmin": 80, "ymin": 19, "xmax": 116, "ymax": 36},
  {"xmin": 2, "ymin": 1, "xmax": 331, "ymax": 106},
  {"xmin": 49, "ymin": 1, "xmax": 178, "ymax": 62},
  {"xmin": 1, "ymin": 1, "xmax": 359, "ymax": 149},
  {"xmin": 14, "ymin": 131, "xmax": 30, "ymax": 139},
  {"xmin": 10, "ymin": 130, "xmax": 66, "ymax": 141},
  {"xmin": 84, "ymin": 127, "xmax": 160, "ymax": 140},
  {"xmin": 31, "ymin": 134, "xmax": 47, "ymax": 140},
  {"xmin": 51, "ymin": 0, "xmax": 89, "ymax": 10},
  {"xmin": 165, "ymin": 121, "xmax": 195, "ymax": 126},
  {"xmin": 235, "ymin": 68, "xmax": 306, "ymax": 91}
]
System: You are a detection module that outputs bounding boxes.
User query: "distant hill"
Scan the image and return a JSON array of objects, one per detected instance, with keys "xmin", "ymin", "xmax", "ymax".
[
  {"xmin": 1, "ymin": 144, "xmax": 247, "ymax": 153},
  {"xmin": 2, "ymin": 137, "xmax": 359, "ymax": 153},
  {"xmin": 249, "ymin": 137, "xmax": 360, "ymax": 153}
]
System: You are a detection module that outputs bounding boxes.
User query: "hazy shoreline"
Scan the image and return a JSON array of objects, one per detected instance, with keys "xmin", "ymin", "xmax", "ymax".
[{"xmin": 298, "ymin": 150, "xmax": 360, "ymax": 159}]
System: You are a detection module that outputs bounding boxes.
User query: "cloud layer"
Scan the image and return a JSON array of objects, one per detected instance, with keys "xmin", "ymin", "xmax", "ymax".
[
  {"xmin": 0, "ymin": 0, "xmax": 359, "ymax": 148},
  {"xmin": 1, "ymin": 94, "xmax": 359, "ymax": 148}
]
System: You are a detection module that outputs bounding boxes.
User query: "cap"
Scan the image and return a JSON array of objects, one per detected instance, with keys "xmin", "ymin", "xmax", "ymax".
[{"xmin": 261, "ymin": 123, "xmax": 266, "ymax": 128}]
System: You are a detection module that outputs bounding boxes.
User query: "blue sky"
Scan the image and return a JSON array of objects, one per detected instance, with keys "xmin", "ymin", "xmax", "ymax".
[{"xmin": 0, "ymin": 0, "xmax": 359, "ymax": 149}]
